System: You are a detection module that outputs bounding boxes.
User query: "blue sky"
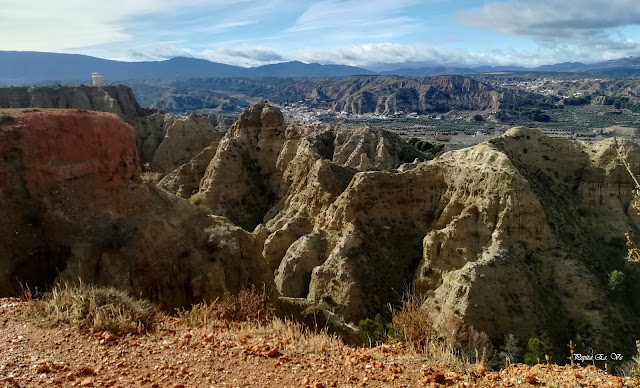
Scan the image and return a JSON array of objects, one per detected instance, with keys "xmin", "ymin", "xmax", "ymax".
[{"xmin": 2, "ymin": 0, "xmax": 640, "ymax": 69}]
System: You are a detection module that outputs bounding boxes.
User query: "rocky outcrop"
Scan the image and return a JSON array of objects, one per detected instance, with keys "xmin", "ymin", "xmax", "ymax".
[
  {"xmin": 158, "ymin": 144, "xmax": 220, "ymax": 198},
  {"xmin": 0, "ymin": 85, "xmax": 145, "ymax": 117},
  {"xmin": 0, "ymin": 109, "xmax": 271, "ymax": 311},
  {"xmin": 183, "ymin": 103, "xmax": 640, "ymax": 356},
  {"xmin": 280, "ymin": 75, "xmax": 526, "ymax": 115},
  {"xmin": 165, "ymin": 103, "xmax": 424, "ymax": 229},
  {"xmin": 0, "ymin": 86, "xmax": 225, "ymax": 174},
  {"xmin": 194, "ymin": 101, "xmax": 289, "ymax": 230},
  {"xmin": 149, "ymin": 114, "xmax": 222, "ymax": 175},
  {"xmin": 328, "ymin": 126, "xmax": 424, "ymax": 170},
  {"xmin": 271, "ymin": 126, "xmax": 640, "ymax": 357}
]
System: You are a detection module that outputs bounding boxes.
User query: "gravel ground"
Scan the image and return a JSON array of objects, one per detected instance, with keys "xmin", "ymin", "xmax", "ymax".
[{"xmin": 0, "ymin": 298, "xmax": 636, "ymax": 387}]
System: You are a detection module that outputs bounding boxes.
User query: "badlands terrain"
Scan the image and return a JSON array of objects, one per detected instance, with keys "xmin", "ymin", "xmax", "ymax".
[{"xmin": 1, "ymin": 85, "xmax": 640, "ymax": 385}]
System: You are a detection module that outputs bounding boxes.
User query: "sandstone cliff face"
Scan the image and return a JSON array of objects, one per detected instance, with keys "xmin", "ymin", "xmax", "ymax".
[
  {"xmin": 149, "ymin": 114, "xmax": 222, "ymax": 175},
  {"xmin": 0, "ymin": 109, "xmax": 271, "ymax": 311}
]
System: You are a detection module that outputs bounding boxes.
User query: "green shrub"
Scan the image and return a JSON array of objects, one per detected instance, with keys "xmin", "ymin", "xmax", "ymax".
[
  {"xmin": 631, "ymin": 340, "xmax": 640, "ymax": 378},
  {"xmin": 358, "ymin": 313, "xmax": 386, "ymax": 347},
  {"xmin": 609, "ymin": 270, "xmax": 626, "ymax": 296},
  {"xmin": 0, "ymin": 114, "xmax": 17, "ymax": 125},
  {"xmin": 524, "ymin": 337, "xmax": 545, "ymax": 365}
]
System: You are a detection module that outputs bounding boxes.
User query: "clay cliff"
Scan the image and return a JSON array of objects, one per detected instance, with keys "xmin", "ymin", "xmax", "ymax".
[
  {"xmin": 3, "ymin": 101, "xmax": 640, "ymax": 359},
  {"xmin": 0, "ymin": 109, "xmax": 271, "ymax": 311},
  {"xmin": 0, "ymin": 86, "xmax": 224, "ymax": 173},
  {"xmin": 163, "ymin": 101, "xmax": 424, "ymax": 230},
  {"xmin": 165, "ymin": 102, "xmax": 640, "ymax": 357}
]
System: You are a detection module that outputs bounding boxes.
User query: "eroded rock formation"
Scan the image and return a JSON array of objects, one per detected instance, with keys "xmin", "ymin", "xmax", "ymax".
[
  {"xmin": 3, "ymin": 100, "xmax": 640, "ymax": 358},
  {"xmin": 174, "ymin": 102, "xmax": 640, "ymax": 356},
  {"xmin": 0, "ymin": 109, "xmax": 271, "ymax": 311}
]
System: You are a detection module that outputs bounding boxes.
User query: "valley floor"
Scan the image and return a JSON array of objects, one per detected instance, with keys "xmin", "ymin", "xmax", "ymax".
[{"xmin": 0, "ymin": 298, "xmax": 635, "ymax": 388}]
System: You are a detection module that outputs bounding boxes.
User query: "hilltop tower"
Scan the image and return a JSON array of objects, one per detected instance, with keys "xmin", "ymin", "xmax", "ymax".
[{"xmin": 92, "ymin": 73, "xmax": 103, "ymax": 87}]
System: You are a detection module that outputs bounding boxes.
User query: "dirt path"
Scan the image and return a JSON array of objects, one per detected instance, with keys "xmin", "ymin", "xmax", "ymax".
[{"xmin": 0, "ymin": 299, "xmax": 635, "ymax": 387}]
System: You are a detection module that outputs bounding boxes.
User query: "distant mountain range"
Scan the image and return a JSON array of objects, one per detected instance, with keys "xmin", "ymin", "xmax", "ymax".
[
  {"xmin": 0, "ymin": 51, "xmax": 373, "ymax": 83},
  {"xmin": 3, "ymin": 51, "xmax": 640, "ymax": 84}
]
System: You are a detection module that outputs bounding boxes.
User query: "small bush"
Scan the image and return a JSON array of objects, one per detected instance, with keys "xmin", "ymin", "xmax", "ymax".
[
  {"xmin": 390, "ymin": 292, "xmax": 434, "ymax": 350},
  {"xmin": 177, "ymin": 286, "xmax": 273, "ymax": 328},
  {"xmin": 33, "ymin": 283, "xmax": 156, "ymax": 333},
  {"xmin": 631, "ymin": 340, "xmax": 640, "ymax": 378},
  {"xmin": 188, "ymin": 192, "xmax": 205, "ymax": 206},
  {"xmin": 358, "ymin": 313, "xmax": 386, "ymax": 347},
  {"xmin": 499, "ymin": 334, "xmax": 522, "ymax": 365},
  {"xmin": 524, "ymin": 337, "xmax": 545, "ymax": 365},
  {"xmin": 609, "ymin": 270, "xmax": 626, "ymax": 296},
  {"xmin": 0, "ymin": 114, "xmax": 17, "ymax": 125}
]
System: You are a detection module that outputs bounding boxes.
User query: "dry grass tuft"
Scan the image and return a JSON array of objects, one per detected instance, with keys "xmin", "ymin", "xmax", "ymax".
[
  {"xmin": 32, "ymin": 282, "xmax": 156, "ymax": 334},
  {"xmin": 391, "ymin": 291, "xmax": 433, "ymax": 351},
  {"xmin": 389, "ymin": 290, "xmax": 494, "ymax": 368},
  {"xmin": 177, "ymin": 286, "xmax": 273, "ymax": 328},
  {"xmin": 140, "ymin": 171, "xmax": 162, "ymax": 183},
  {"xmin": 176, "ymin": 287, "xmax": 343, "ymax": 354},
  {"xmin": 187, "ymin": 192, "xmax": 205, "ymax": 206}
]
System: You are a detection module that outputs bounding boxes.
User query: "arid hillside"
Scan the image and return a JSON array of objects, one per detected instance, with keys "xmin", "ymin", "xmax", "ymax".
[{"xmin": 1, "ymin": 97, "xmax": 640, "ymax": 366}]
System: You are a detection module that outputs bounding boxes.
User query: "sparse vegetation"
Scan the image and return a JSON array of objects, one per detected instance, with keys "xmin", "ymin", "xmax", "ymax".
[
  {"xmin": 388, "ymin": 291, "xmax": 494, "ymax": 366},
  {"xmin": 31, "ymin": 282, "xmax": 156, "ymax": 333},
  {"xmin": 524, "ymin": 338, "xmax": 545, "ymax": 365},
  {"xmin": 176, "ymin": 286, "xmax": 274, "ymax": 328},
  {"xmin": 390, "ymin": 291, "xmax": 433, "ymax": 352},
  {"xmin": 609, "ymin": 270, "xmax": 626, "ymax": 296},
  {"xmin": 631, "ymin": 340, "xmax": 640, "ymax": 378},
  {"xmin": 499, "ymin": 334, "xmax": 522, "ymax": 366},
  {"xmin": 140, "ymin": 171, "xmax": 162, "ymax": 183},
  {"xmin": 358, "ymin": 313, "xmax": 386, "ymax": 347},
  {"xmin": 0, "ymin": 114, "xmax": 17, "ymax": 125}
]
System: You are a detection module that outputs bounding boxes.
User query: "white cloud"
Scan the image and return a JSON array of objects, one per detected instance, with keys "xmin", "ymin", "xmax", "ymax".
[
  {"xmin": 457, "ymin": 0, "xmax": 640, "ymax": 44},
  {"xmin": 0, "ymin": 0, "xmax": 255, "ymax": 51},
  {"xmin": 125, "ymin": 41, "xmax": 640, "ymax": 69}
]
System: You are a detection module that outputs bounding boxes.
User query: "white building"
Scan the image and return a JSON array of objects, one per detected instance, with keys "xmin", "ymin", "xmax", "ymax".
[{"xmin": 92, "ymin": 73, "xmax": 103, "ymax": 87}]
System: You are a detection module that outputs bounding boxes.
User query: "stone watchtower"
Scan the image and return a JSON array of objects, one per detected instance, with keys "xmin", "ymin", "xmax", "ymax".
[{"xmin": 92, "ymin": 73, "xmax": 103, "ymax": 87}]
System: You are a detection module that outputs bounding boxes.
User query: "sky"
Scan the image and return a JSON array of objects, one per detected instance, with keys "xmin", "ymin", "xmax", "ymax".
[{"xmin": 3, "ymin": 0, "xmax": 640, "ymax": 69}]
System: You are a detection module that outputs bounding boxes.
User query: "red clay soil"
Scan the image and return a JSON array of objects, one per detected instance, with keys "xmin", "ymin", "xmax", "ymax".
[
  {"xmin": 0, "ymin": 108, "xmax": 139, "ymax": 190},
  {"xmin": 0, "ymin": 299, "xmax": 636, "ymax": 388}
]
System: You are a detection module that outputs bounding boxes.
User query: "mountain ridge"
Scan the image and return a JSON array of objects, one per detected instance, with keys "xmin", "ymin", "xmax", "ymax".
[{"xmin": 6, "ymin": 51, "xmax": 640, "ymax": 83}]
